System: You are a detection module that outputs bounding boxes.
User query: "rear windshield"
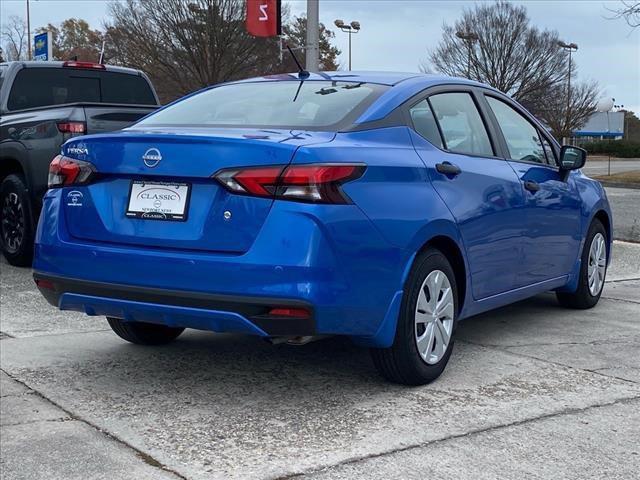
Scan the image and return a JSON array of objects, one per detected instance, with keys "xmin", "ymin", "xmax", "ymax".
[
  {"xmin": 135, "ymin": 80, "xmax": 388, "ymax": 130},
  {"xmin": 7, "ymin": 67, "xmax": 157, "ymax": 110}
]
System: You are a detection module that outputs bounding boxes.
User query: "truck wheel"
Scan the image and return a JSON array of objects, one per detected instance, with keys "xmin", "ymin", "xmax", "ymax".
[
  {"xmin": 1, "ymin": 174, "xmax": 34, "ymax": 267},
  {"xmin": 107, "ymin": 317, "xmax": 185, "ymax": 345},
  {"xmin": 370, "ymin": 247, "xmax": 458, "ymax": 385}
]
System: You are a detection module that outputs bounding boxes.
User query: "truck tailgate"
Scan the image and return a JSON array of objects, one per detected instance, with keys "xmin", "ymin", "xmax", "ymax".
[{"xmin": 84, "ymin": 105, "xmax": 158, "ymax": 134}]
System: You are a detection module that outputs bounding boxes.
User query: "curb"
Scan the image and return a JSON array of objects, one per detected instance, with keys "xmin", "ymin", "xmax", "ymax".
[{"xmin": 598, "ymin": 181, "xmax": 640, "ymax": 190}]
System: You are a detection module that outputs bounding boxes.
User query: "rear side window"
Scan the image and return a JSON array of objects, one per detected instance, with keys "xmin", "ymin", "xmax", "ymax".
[
  {"xmin": 428, "ymin": 93, "xmax": 494, "ymax": 157},
  {"xmin": 409, "ymin": 100, "xmax": 443, "ymax": 148},
  {"xmin": 136, "ymin": 81, "xmax": 388, "ymax": 130},
  {"xmin": 486, "ymin": 96, "xmax": 548, "ymax": 164},
  {"xmin": 7, "ymin": 68, "xmax": 156, "ymax": 110}
]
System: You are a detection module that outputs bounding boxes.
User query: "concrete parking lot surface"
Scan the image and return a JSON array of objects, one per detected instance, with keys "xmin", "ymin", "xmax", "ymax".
[{"xmin": 1, "ymin": 241, "xmax": 639, "ymax": 479}]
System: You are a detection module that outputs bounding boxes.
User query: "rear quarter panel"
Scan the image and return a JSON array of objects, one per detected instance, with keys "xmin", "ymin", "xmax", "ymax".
[{"xmin": 293, "ymin": 126, "xmax": 469, "ymax": 318}]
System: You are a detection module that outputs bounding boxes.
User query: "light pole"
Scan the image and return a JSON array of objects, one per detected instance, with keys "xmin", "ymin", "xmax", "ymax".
[
  {"xmin": 26, "ymin": 0, "xmax": 32, "ymax": 60},
  {"xmin": 456, "ymin": 30, "xmax": 479, "ymax": 79},
  {"xmin": 334, "ymin": 19, "xmax": 361, "ymax": 71},
  {"xmin": 558, "ymin": 40, "xmax": 578, "ymax": 139},
  {"xmin": 306, "ymin": 0, "xmax": 319, "ymax": 72}
]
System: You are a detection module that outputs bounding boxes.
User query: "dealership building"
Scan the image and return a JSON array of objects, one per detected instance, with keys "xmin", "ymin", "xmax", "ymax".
[{"xmin": 574, "ymin": 111, "xmax": 625, "ymax": 140}]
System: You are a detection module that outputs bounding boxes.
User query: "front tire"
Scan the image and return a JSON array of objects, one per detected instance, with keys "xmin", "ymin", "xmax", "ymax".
[
  {"xmin": 371, "ymin": 248, "xmax": 458, "ymax": 386},
  {"xmin": 556, "ymin": 219, "xmax": 607, "ymax": 309},
  {"xmin": 1, "ymin": 174, "xmax": 34, "ymax": 267},
  {"xmin": 107, "ymin": 317, "xmax": 184, "ymax": 345}
]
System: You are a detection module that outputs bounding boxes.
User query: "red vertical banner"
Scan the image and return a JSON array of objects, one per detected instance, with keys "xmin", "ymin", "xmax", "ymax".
[{"xmin": 246, "ymin": 0, "xmax": 281, "ymax": 37}]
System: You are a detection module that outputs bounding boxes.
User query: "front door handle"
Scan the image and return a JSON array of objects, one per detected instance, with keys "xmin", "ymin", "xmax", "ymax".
[
  {"xmin": 435, "ymin": 162, "xmax": 461, "ymax": 176},
  {"xmin": 524, "ymin": 180, "xmax": 541, "ymax": 192}
]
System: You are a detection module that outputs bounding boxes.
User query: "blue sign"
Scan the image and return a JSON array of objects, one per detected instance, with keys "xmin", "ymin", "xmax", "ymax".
[{"xmin": 34, "ymin": 31, "xmax": 52, "ymax": 61}]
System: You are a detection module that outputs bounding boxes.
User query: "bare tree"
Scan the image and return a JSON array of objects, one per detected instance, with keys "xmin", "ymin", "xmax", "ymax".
[
  {"xmin": 281, "ymin": 16, "xmax": 340, "ymax": 71},
  {"xmin": 2, "ymin": 15, "xmax": 28, "ymax": 61},
  {"xmin": 535, "ymin": 81, "xmax": 599, "ymax": 139},
  {"xmin": 37, "ymin": 19, "xmax": 104, "ymax": 62},
  {"xmin": 104, "ymin": 0, "xmax": 341, "ymax": 103},
  {"xmin": 608, "ymin": 1, "xmax": 640, "ymax": 27},
  {"xmin": 425, "ymin": 1, "xmax": 598, "ymax": 140}
]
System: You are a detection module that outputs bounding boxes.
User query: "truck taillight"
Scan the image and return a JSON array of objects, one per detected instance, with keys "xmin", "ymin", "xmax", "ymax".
[
  {"xmin": 62, "ymin": 61, "xmax": 106, "ymax": 70},
  {"xmin": 57, "ymin": 122, "xmax": 86, "ymax": 134},
  {"xmin": 48, "ymin": 155, "xmax": 96, "ymax": 188},
  {"xmin": 214, "ymin": 164, "xmax": 365, "ymax": 204}
]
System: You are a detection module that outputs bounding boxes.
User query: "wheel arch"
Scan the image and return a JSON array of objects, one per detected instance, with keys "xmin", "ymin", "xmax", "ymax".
[
  {"xmin": 416, "ymin": 235, "xmax": 468, "ymax": 317},
  {"xmin": 593, "ymin": 209, "xmax": 611, "ymax": 244},
  {"xmin": 0, "ymin": 156, "xmax": 26, "ymax": 182}
]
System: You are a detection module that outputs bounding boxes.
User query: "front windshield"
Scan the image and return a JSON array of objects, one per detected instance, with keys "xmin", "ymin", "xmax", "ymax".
[{"xmin": 136, "ymin": 80, "xmax": 388, "ymax": 130}]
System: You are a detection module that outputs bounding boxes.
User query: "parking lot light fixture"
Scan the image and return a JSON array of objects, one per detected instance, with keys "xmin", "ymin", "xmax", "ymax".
[
  {"xmin": 334, "ymin": 19, "xmax": 361, "ymax": 71},
  {"xmin": 558, "ymin": 40, "xmax": 579, "ymax": 139},
  {"xmin": 455, "ymin": 30, "xmax": 479, "ymax": 79}
]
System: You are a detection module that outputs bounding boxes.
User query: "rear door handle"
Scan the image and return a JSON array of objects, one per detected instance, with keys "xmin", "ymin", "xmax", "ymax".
[
  {"xmin": 435, "ymin": 162, "xmax": 461, "ymax": 176},
  {"xmin": 524, "ymin": 180, "xmax": 540, "ymax": 192}
]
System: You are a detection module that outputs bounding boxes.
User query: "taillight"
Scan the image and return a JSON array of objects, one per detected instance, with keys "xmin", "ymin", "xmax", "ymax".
[
  {"xmin": 48, "ymin": 155, "xmax": 96, "ymax": 188},
  {"xmin": 214, "ymin": 164, "xmax": 365, "ymax": 204},
  {"xmin": 62, "ymin": 61, "xmax": 106, "ymax": 70},
  {"xmin": 57, "ymin": 122, "xmax": 86, "ymax": 134}
]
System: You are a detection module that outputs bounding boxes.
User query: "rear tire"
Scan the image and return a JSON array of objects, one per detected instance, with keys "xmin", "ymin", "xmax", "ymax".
[
  {"xmin": 1, "ymin": 174, "xmax": 34, "ymax": 267},
  {"xmin": 556, "ymin": 219, "xmax": 607, "ymax": 309},
  {"xmin": 107, "ymin": 317, "xmax": 184, "ymax": 345},
  {"xmin": 371, "ymin": 247, "xmax": 458, "ymax": 386}
]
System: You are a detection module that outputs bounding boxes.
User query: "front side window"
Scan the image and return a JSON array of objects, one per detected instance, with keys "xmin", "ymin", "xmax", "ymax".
[
  {"xmin": 540, "ymin": 135, "xmax": 557, "ymax": 165},
  {"xmin": 486, "ymin": 96, "xmax": 547, "ymax": 164},
  {"xmin": 136, "ymin": 81, "xmax": 388, "ymax": 130},
  {"xmin": 428, "ymin": 92, "xmax": 494, "ymax": 157}
]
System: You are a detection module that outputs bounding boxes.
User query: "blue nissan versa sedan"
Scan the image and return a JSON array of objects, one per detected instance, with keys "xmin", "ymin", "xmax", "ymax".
[{"xmin": 33, "ymin": 72, "xmax": 611, "ymax": 385}]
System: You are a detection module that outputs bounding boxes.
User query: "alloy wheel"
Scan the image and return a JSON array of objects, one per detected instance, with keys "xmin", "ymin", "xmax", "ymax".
[
  {"xmin": 1, "ymin": 191, "xmax": 25, "ymax": 254},
  {"xmin": 587, "ymin": 232, "xmax": 606, "ymax": 296},
  {"xmin": 415, "ymin": 270, "xmax": 455, "ymax": 365}
]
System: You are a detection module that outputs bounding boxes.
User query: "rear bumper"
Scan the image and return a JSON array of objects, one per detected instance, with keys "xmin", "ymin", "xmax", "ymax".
[
  {"xmin": 34, "ymin": 189, "xmax": 409, "ymax": 344},
  {"xmin": 34, "ymin": 272, "xmax": 315, "ymax": 336}
]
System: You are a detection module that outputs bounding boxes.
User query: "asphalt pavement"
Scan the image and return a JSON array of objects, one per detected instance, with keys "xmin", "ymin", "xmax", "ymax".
[{"xmin": 1, "ymin": 182, "xmax": 639, "ymax": 479}]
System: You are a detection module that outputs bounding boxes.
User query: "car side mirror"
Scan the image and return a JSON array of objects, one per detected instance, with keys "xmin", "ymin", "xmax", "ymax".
[{"xmin": 559, "ymin": 145, "xmax": 586, "ymax": 171}]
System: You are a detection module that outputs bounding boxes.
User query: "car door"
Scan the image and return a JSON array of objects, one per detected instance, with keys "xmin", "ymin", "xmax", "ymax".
[
  {"xmin": 482, "ymin": 94, "xmax": 582, "ymax": 285},
  {"xmin": 409, "ymin": 90, "xmax": 526, "ymax": 299}
]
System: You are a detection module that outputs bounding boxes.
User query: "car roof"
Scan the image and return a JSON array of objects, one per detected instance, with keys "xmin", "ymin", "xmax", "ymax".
[
  {"xmin": 236, "ymin": 70, "xmax": 477, "ymax": 87},
  {"xmin": 229, "ymin": 71, "xmax": 500, "ymax": 124}
]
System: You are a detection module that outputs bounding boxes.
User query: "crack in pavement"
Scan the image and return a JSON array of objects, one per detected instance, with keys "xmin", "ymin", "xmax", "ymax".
[
  {"xmin": 458, "ymin": 338, "xmax": 638, "ymax": 349},
  {"xmin": 0, "ymin": 328, "xmax": 111, "ymax": 340},
  {"xmin": 273, "ymin": 395, "xmax": 640, "ymax": 480},
  {"xmin": 605, "ymin": 277, "xmax": 640, "ymax": 283},
  {"xmin": 0, "ymin": 368, "xmax": 187, "ymax": 480},
  {"xmin": 458, "ymin": 339, "xmax": 640, "ymax": 386},
  {"xmin": 2, "ymin": 417, "xmax": 75, "ymax": 428},
  {"xmin": 600, "ymin": 296, "xmax": 640, "ymax": 305}
]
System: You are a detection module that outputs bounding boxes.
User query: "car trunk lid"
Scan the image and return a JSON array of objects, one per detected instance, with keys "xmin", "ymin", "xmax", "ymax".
[{"xmin": 62, "ymin": 128, "xmax": 335, "ymax": 253}]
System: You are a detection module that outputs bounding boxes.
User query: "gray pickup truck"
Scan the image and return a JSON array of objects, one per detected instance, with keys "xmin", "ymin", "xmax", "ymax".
[{"xmin": 0, "ymin": 61, "xmax": 160, "ymax": 266}]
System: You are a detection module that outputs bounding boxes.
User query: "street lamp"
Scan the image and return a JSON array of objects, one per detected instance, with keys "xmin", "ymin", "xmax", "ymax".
[
  {"xmin": 456, "ymin": 30, "xmax": 479, "ymax": 79},
  {"xmin": 26, "ymin": 0, "xmax": 32, "ymax": 60},
  {"xmin": 558, "ymin": 40, "xmax": 579, "ymax": 139},
  {"xmin": 334, "ymin": 19, "xmax": 361, "ymax": 71}
]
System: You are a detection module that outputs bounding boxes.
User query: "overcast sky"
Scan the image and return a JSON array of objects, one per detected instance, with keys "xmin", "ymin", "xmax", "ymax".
[{"xmin": 2, "ymin": 0, "xmax": 639, "ymax": 111}]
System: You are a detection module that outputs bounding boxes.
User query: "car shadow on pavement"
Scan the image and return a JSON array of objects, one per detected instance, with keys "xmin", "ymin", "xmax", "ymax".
[{"xmin": 65, "ymin": 291, "xmax": 620, "ymax": 397}]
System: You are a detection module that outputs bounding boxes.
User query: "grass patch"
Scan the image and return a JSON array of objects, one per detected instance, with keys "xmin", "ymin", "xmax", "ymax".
[{"xmin": 593, "ymin": 170, "xmax": 640, "ymax": 185}]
